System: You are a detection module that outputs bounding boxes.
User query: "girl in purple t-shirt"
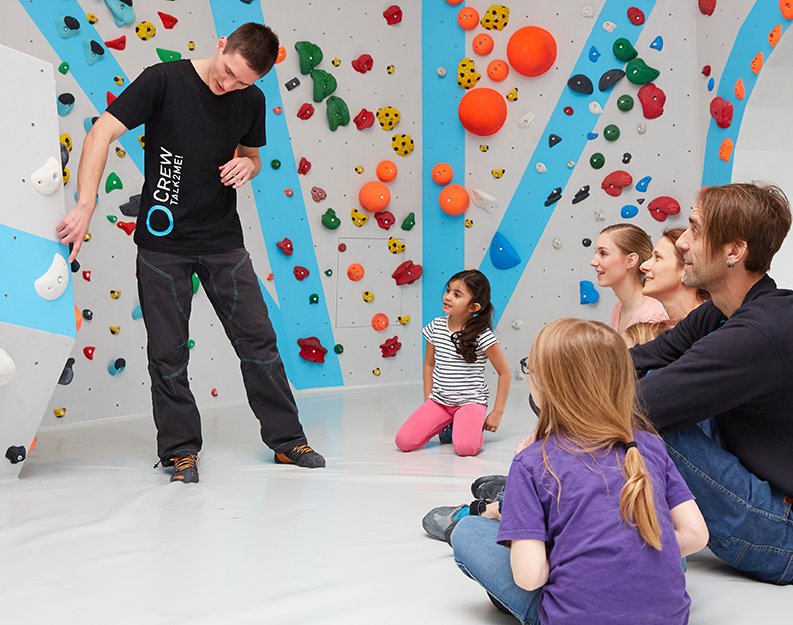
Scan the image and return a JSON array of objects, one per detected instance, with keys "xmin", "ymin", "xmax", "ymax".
[{"xmin": 451, "ymin": 319, "xmax": 708, "ymax": 625}]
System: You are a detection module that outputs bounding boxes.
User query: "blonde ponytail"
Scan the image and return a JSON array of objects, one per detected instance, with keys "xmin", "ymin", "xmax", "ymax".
[{"xmin": 619, "ymin": 446, "xmax": 662, "ymax": 550}]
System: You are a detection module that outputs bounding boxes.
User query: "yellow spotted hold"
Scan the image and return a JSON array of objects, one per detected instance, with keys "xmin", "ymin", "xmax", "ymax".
[
  {"xmin": 362, "ymin": 290, "xmax": 375, "ymax": 303},
  {"xmin": 83, "ymin": 232, "xmax": 92, "ymax": 242},
  {"xmin": 114, "ymin": 75, "xmax": 124, "ymax": 86},
  {"xmin": 506, "ymin": 88, "xmax": 519, "ymax": 101},
  {"xmin": 479, "ymin": 144, "xmax": 490, "ymax": 152},
  {"xmin": 115, "ymin": 147, "xmax": 126, "ymax": 158},
  {"xmin": 372, "ymin": 368, "xmax": 382, "ymax": 376},
  {"xmin": 60, "ymin": 133, "xmax": 72, "ymax": 151},
  {"xmin": 188, "ymin": 41, "xmax": 196, "ymax": 51},
  {"xmin": 138, "ymin": 135, "xmax": 146, "ymax": 148},
  {"xmin": 491, "ymin": 168, "xmax": 505, "ymax": 179},
  {"xmin": 86, "ymin": 13, "xmax": 98, "ymax": 24},
  {"xmin": 457, "ymin": 57, "xmax": 481, "ymax": 90},
  {"xmin": 387, "ymin": 237, "xmax": 406, "ymax": 254},
  {"xmin": 62, "ymin": 167, "xmax": 70, "ymax": 185},
  {"xmin": 109, "ymin": 326, "xmax": 121, "ymax": 335},
  {"xmin": 386, "ymin": 64, "xmax": 395, "ymax": 74},
  {"xmin": 53, "ymin": 407, "xmax": 67, "ymax": 418},
  {"xmin": 481, "ymin": 5, "xmax": 510, "ymax": 31},
  {"xmin": 464, "ymin": 218, "xmax": 473, "ymax": 228},
  {"xmin": 391, "ymin": 134, "xmax": 414, "ymax": 157},
  {"xmin": 332, "ymin": 57, "xmax": 341, "ymax": 67},
  {"xmin": 397, "ymin": 315, "xmax": 411, "ymax": 325},
  {"xmin": 377, "ymin": 106, "xmax": 401, "ymax": 131},
  {"xmin": 351, "ymin": 208, "xmax": 369, "ymax": 227},
  {"xmin": 135, "ymin": 21, "xmax": 156, "ymax": 41},
  {"xmin": 354, "ymin": 165, "xmax": 364, "ymax": 174}
]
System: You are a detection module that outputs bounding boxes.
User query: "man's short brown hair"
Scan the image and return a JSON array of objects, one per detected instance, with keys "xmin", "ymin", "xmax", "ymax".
[
  {"xmin": 697, "ymin": 182, "xmax": 791, "ymax": 274},
  {"xmin": 225, "ymin": 23, "xmax": 279, "ymax": 76}
]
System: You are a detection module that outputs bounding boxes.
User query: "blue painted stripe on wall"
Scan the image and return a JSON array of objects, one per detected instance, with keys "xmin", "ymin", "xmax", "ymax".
[
  {"xmin": 701, "ymin": 1, "xmax": 791, "ymax": 186},
  {"xmin": 207, "ymin": 1, "xmax": 342, "ymax": 388},
  {"xmin": 421, "ymin": 1, "xmax": 467, "ymax": 326},
  {"xmin": 20, "ymin": 0, "xmax": 145, "ymax": 172},
  {"xmin": 479, "ymin": 1, "xmax": 657, "ymax": 324},
  {"xmin": 0, "ymin": 225, "xmax": 75, "ymax": 338}
]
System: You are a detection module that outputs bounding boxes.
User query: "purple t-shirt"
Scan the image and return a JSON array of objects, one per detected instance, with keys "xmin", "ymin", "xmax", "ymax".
[{"xmin": 497, "ymin": 430, "xmax": 693, "ymax": 625}]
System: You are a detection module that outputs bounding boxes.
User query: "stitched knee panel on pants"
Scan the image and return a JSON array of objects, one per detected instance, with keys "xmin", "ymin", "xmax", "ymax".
[{"xmin": 709, "ymin": 536, "xmax": 793, "ymax": 584}]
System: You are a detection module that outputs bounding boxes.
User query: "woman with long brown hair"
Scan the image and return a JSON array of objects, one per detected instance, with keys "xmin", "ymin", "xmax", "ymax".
[{"xmin": 450, "ymin": 319, "xmax": 708, "ymax": 625}]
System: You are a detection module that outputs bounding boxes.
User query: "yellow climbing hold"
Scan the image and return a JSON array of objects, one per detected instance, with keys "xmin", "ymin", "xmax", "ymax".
[
  {"xmin": 135, "ymin": 21, "xmax": 156, "ymax": 41},
  {"xmin": 457, "ymin": 58, "xmax": 481, "ymax": 89},
  {"xmin": 506, "ymin": 87, "xmax": 519, "ymax": 101},
  {"xmin": 377, "ymin": 106, "xmax": 401, "ymax": 131},
  {"xmin": 351, "ymin": 207, "xmax": 369, "ymax": 227},
  {"xmin": 491, "ymin": 168, "xmax": 505, "ymax": 179},
  {"xmin": 391, "ymin": 134, "xmax": 415, "ymax": 157},
  {"xmin": 481, "ymin": 5, "xmax": 510, "ymax": 31}
]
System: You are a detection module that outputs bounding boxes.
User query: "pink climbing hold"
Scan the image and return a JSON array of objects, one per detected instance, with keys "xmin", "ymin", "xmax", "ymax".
[
  {"xmin": 638, "ymin": 83, "xmax": 666, "ymax": 119},
  {"xmin": 311, "ymin": 187, "xmax": 327, "ymax": 202},
  {"xmin": 627, "ymin": 7, "xmax": 645, "ymax": 25},
  {"xmin": 297, "ymin": 337, "xmax": 327, "ymax": 364},
  {"xmin": 648, "ymin": 196, "xmax": 681, "ymax": 222},
  {"xmin": 601, "ymin": 170, "xmax": 633, "ymax": 197},
  {"xmin": 709, "ymin": 96, "xmax": 734, "ymax": 128}
]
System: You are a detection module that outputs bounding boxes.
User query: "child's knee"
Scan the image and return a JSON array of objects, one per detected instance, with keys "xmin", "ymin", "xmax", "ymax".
[
  {"xmin": 453, "ymin": 436, "xmax": 483, "ymax": 457},
  {"xmin": 394, "ymin": 431, "xmax": 418, "ymax": 452}
]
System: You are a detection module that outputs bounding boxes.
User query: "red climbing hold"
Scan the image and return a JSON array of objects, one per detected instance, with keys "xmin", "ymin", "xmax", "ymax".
[
  {"xmin": 117, "ymin": 221, "xmax": 136, "ymax": 235},
  {"xmin": 293, "ymin": 266, "xmax": 309, "ymax": 281},
  {"xmin": 277, "ymin": 238, "xmax": 294, "ymax": 255},
  {"xmin": 298, "ymin": 156, "xmax": 312, "ymax": 175},
  {"xmin": 709, "ymin": 96, "xmax": 734, "ymax": 128},
  {"xmin": 380, "ymin": 336, "xmax": 402, "ymax": 358},
  {"xmin": 638, "ymin": 83, "xmax": 666, "ymax": 119},
  {"xmin": 627, "ymin": 7, "xmax": 645, "ymax": 25},
  {"xmin": 82, "ymin": 270, "xmax": 92, "ymax": 282},
  {"xmin": 375, "ymin": 210, "xmax": 396, "ymax": 230},
  {"xmin": 297, "ymin": 336, "xmax": 327, "ymax": 363},
  {"xmin": 391, "ymin": 259, "xmax": 423, "ymax": 285},
  {"xmin": 354, "ymin": 108, "xmax": 375, "ymax": 130},
  {"xmin": 698, "ymin": 0, "xmax": 717, "ymax": 16},
  {"xmin": 352, "ymin": 54, "xmax": 374, "ymax": 74},
  {"xmin": 297, "ymin": 103, "xmax": 315, "ymax": 120},
  {"xmin": 648, "ymin": 196, "xmax": 681, "ymax": 222},
  {"xmin": 105, "ymin": 36, "xmax": 126, "ymax": 51},
  {"xmin": 383, "ymin": 5, "xmax": 403, "ymax": 25},
  {"xmin": 701, "ymin": 65, "xmax": 711, "ymax": 77},
  {"xmin": 83, "ymin": 346, "xmax": 96, "ymax": 360},
  {"xmin": 211, "ymin": 388, "xmax": 218, "ymax": 397},
  {"xmin": 563, "ymin": 106, "xmax": 574, "ymax": 116},
  {"xmin": 106, "ymin": 92, "xmax": 117, "ymax": 106},
  {"xmin": 601, "ymin": 170, "xmax": 633, "ymax": 197},
  {"xmin": 311, "ymin": 187, "xmax": 327, "ymax": 202},
  {"xmin": 157, "ymin": 12, "xmax": 178, "ymax": 29}
]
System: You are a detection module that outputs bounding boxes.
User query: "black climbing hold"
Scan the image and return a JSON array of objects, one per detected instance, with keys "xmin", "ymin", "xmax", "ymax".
[
  {"xmin": 582, "ymin": 238, "xmax": 592, "ymax": 247},
  {"xmin": 544, "ymin": 187, "xmax": 563, "ymax": 207},
  {"xmin": 622, "ymin": 152, "xmax": 632, "ymax": 164},
  {"xmin": 636, "ymin": 198, "xmax": 646, "ymax": 205},
  {"xmin": 58, "ymin": 358, "xmax": 75, "ymax": 385},
  {"xmin": 548, "ymin": 134, "xmax": 562, "ymax": 148},
  {"xmin": 5, "ymin": 446, "xmax": 26, "ymax": 464},
  {"xmin": 120, "ymin": 194, "xmax": 141, "ymax": 217},
  {"xmin": 285, "ymin": 77, "xmax": 301, "ymax": 91},
  {"xmin": 598, "ymin": 69, "xmax": 625, "ymax": 91},
  {"xmin": 70, "ymin": 259, "xmax": 80, "ymax": 273},
  {"xmin": 82, "ymin": 308, "xmax": 94, "ymax": 321},
  {"xmin": 89, "ymin": 40, "xmax": 105, "ymax": 56},
  {"xmin": 64, "ymin": 16, "xmax": 80, "ymax": 31},
  {"xmin": 60, "ymin": 142, "xmax": 70, "ymax": 168},
  {"xmin": 572, "ymin": 185, "xmax": 591, "ymax": 204},
  {"xmin": 58, "ymin": 93, "xmax": 75, "ymax": 106},
  {"xmin": 567, "ymin": 74, "xmax": 594, "ymax": 95}
]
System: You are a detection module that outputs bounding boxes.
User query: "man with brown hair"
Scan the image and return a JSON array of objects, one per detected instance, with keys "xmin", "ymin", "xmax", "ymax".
[
  {"xmin": 56, "ymin": 23, "xmax": 325, "ymax": 482},
  {"xmin": 632, "ymin": 182, "xmax": 793, "ymax": 584}
]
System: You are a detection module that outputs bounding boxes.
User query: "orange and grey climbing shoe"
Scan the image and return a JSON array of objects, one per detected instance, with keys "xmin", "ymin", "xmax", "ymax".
[
  {"xmin": 170, "ymin": 454, "xmax": 199, "ymax": 483},
  {"xmin": 274, "ymin": 444, "xmax": 326, "ymax": 469}
]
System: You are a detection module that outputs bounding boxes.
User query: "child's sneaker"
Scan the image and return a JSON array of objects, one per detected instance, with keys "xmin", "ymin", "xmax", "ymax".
[
  {"xmin": 274, "ymin": 444, "xmax": 326, "ymax": 468},
  {"xmin": 470, "ymin": 474, "xmax": 507, "ymax": 501},
  {"xmin": 422, "ymin": 504, "xmax": 470, "ymax": 542},
  {"xmin": 438, "ymin": 424, "xmax": 453, "ymax": 444},
  {"xmin": 170, "ymin": 454, "xmax": 199, "ymax": 483}
]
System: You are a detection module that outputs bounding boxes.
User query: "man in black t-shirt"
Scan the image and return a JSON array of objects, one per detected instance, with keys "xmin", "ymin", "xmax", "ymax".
[{"xmin": 56, "ymin": 23, "xmax": 325, "ymax": 483}]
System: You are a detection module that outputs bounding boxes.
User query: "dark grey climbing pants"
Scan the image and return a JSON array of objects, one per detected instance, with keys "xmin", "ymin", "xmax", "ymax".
[{"xmin": 136, "ymin": 247, "xmax": 306, "ymax": 463}]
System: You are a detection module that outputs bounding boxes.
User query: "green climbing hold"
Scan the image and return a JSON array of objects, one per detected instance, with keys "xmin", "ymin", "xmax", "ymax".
[
  {"xmin": 324, "ymin": 269, "xmax": 333, "ymax": 277},
  {"xmin": 105, "ymin": 171, "xmax": 123, "ymax": 192},
  {"xmin": 295, "ymin": 41, "xmax": 323, "ymax": 75},
  {"xmin": 590, "ymin": 153, "xmax": 605, "ymax": 169},
  {"xmin": 625, "ymin": 58, "xmax": 660, "ymax": 85},
  {"xmin": 612, "ymin": 38, "xmax": 638, "ymax": 62},
  {"xmin": 271, "ymin": 159, "xmax": 281, "ymax": 170},
  {"xmin": 156, "ymin": 48, "xmax": 182, "ymax": 63},
  {"xmin": 617, "ymin": 94, "xmax": 634, "ymax": 112},
  {"xmin": 401, "ymin": 212, "xmax": 416, "ymax": 231},
  {"xmin": 333, "ymin": 344, "xmax": 344, "ymax": 355},
  {"xmin": 191, "ymin": 273, "xmax": 200, "ymax": 294},
  {"xmin": 309, "ymin": 293, "xmax": 319, "ymax": 304},
  {"xmin": 187, "ymin": 339, "xmax": 195, "ymax": 349},
  {"xmin": 326, "ymin": 96, "xmax": 350, "ymax": 131},
  {"xmin": 310, "ymin": 69, "xmax": 337, "ymax": 103},
  {"xmin": 321, "ymin": 208, "xmax": 341, "ymax": 230},
  {"xmin": 106, "ymin": 215, "xmax": 118, "ymax": 223},
  {"xmin": 603, "ymin": 124, "xmax": 620, "ymax": 141},
  {"xmin": 58, "ymin": 61, "xmax": 70, "ymax": 75}
]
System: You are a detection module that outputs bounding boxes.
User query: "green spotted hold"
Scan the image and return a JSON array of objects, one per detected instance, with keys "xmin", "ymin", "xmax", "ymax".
[
  {"xmin": 295, "ymin": 41, "xmax": 323, "ymax": 75},
  {"xmin": 612, "ymin": 38, "xmax": 638, "ymax": 62},
  {"xmin": 311, "ymin": 69, "xmax": 337, "ymax": 103},
  {"xmin": 625, "ymin": 58, "xmax": 660, "ymax": 85},
  {"xmin": 326, "ymin": 96, "xmax": 350, "ymax": 132}
]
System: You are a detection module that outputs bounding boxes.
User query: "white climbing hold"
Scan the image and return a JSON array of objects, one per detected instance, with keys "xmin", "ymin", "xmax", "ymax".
[
  {"xmin": 34, "ymin": 253, "xmax": 69, "ymax": 301},
  {"xmin": 637, "ymin": 122, "xmax": 647, "ymax": 134},
  {"xmin": 566, "ymin": 160, "xmax": 576, "ymax": 169},
  {"xmin": 603, "ymin": 21, "xmax": 617, "ymax": 33},
  {"xmin": 0, "ymin": 348, "xmax": 16, "ymax": 387},
  {"xmin": 511, "ymin": 319, "xmax": 524, "ymax": 329},
  {"xmin": 536, "ymin": 162, "xmax": 547, "ymax": 173},
  {"xmin": 581, "ymin": 6, "xmax": 594, "ymax": 18},
  {"xmin": 30, "ymin": 156, "xmax": 62, "ymax": 195},
  {"xmin": 552, "ymin": 238, "xmax": 562, "ymax": 249},
  {"xmin": 517, "ymin": 111, "xmax": 535, "ymax": 129},
  {"xmin": 471, "ymin": 188, "xmax": 498, "ymax": 213},
  {"xmin": 589, "ymin": 101, "xmax": 603, "ymax": 115},
  {"xmin": 437, "ymin": 67, "xmax": 446, "ymax": 77}
]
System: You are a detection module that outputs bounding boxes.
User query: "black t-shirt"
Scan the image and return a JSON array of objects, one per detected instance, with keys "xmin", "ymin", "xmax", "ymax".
[{"xmin": 107, "ymin": 60, "xmax": 266, "ymax": 254}]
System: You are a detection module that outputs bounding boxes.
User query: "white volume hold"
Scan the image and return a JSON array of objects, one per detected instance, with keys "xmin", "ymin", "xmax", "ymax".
[{"xmin": 0, "ymin": 348, "xmax": 16, "ymax": 387}]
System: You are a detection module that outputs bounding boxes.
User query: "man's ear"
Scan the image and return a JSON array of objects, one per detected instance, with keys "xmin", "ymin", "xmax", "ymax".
[
  {"xmin": 726, "ymin": 239, "xmax": 748, "ymax": 267},
  {"xmin": 217, "ymin": 36, "xmax": 227, "ymax": 53}
]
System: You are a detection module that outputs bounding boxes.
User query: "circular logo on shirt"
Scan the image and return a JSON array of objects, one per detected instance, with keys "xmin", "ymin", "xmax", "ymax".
[{"xmin": 146, "ymin": 204, "xmax": 174, "ymax": 237}]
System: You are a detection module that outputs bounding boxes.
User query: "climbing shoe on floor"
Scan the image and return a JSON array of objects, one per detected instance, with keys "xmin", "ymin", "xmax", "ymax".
[
  {"xmin": 274, "ymin": 444, "xmax": 326, "ymax": 468},
  {"xmin": 170, "ymin": 454, "xmax": 199, "ymax": 483}
]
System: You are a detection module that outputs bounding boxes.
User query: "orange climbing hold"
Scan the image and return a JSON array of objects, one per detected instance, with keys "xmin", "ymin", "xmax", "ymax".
[
  {"xmin": 458, "ymin": 7, "xmax": 479, "ymax": 30},
  {"xmin": 432, "ymin": 163, "xmax": 453, "ymax": 185},
  {"xmin": 276, "ymin": 46, "xmax": 286, "ymax": 64},
  {"xmin": 376, "ymin": 160, "xmax": 398, "ymax": 182},
  {"xmin": 487, "ymin": 59, "xmax": 509, "ymax": 82},
  {"xmin": 751, "ymin": 52, "xmax": 764, "ymax": 74},
  {"xmin": 719, "ymin": 138, "xmax": 734, "ymax": 162},
  {"xmin": 439, "ymin": 184, "xmax": 470, "ymax": 215},
  {"xmin": 371, "ymin": 313, "xmax": 389, "ymax": 331},
  {"xmin": 74, "ymin": 304, "xmax": 82, "ymax": 332},
  {"xmin": 358, "ymin": 180, "xmax": 391, "ymax": 213},
  {"xmin": 781, "ymin": 0, "xmax": 793, "ymax": 21},
  {"xmin": 473, "ymin": 33, "xmax": 495, "ymax": 56},
  {"xmin": 506, "ymin": 26, "xmax": 557, "ymax": 77},
  {"xmin": 347, "ymin": 263, "xmax": 365, "ymax": 281},
  {"xmin": 734, "ymin": 78, "xmax": 746, "ymax": 100},
  {"xmin": 769, "ymin": 24, "xmax": 782, "ymax": 47},
  {"xmin": 458, "ymin": 87, "xmax": 508, "ymax": 136}
]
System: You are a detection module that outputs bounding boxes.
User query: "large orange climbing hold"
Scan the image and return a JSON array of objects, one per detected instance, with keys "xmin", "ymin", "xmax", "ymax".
[
  {"xmin": 74, "ymin": 305, "xmax": 82, "ymax": 332},
  {"xmin": 439, "ymin": 184, "xmax": 470, "ymax": 215},
  {"xmin": 458, "ymin": 7, "xmax": 479, "ymax": 30},
  {"xmin": 769, "ymin": 24, "xmax": 782, "ymax": 47},
  {"xmin": 506, "ymin": 26, "xmax": 557, "ymax": 77},
  {"xmin": 781, "ymin": 0, "xmax": 793, "ymax": 21},
  {"xmin": 358, "ymin": 180, "xmax": 391, "ymax": 213},
  {"xmin": 734, "ymin": 77, "xmax": 746, "ymax": 100},
  {"xmin": 719, "ymin": 138, "xmax": 734, "ymax": 162},
  {"xmin": 458, "ymin": 87, "xmax": 508, "ymax": 136},
  {"xmin": 751, "ymin": 52, "xmax": 764, "ymax": 75}
]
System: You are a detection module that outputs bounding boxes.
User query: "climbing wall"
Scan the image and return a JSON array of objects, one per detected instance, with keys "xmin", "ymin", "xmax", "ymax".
[
  {"xmin": 1, "ymin": 0, "xmax": 791, "ymax": 436},
  {"xmin": 0, "ymin": 44, "xmax": 76, "ymax": 478}
]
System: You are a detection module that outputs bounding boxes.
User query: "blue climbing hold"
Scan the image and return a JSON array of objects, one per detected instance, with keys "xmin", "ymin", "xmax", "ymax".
[
  {"xmin": 621, "ymin": 205, "xmax": 639, "ymax": 219},
  {"xmin": 55, "ymin": 15, "xmax": 80, "ymax": 39},
  {"xmin": 588, "ymin": 46, "xmax": 601, "ymax": 62},
  {"xmin": 107, "ymin": 358, "xmax": 126, "ymax": 376},
  {"xmin": 707, "ymin": 77, "xmax": 715, "ymax": 92},
  {"xmin": 635, "ymin": 175, "xmax": 652, "ymax": 192},
  {"xmin": 650, "ymin": 36, "xmax": 664, "ymax": 51},
  {"xmin": 586, "ymin": 132, "xmax": 599, "ymax": 140},
  {"xmin": 104, "ymin": 0, "xmax": 136, "ymax": 28},
  {"xmin": 83, "ymin": 116, "xmax": 99, "ymax": 134},
  {"xmin": 489, "ymin": 232, "xmax": 521, "ymax": 270},
  {"xmin": 579, "ymin": 280, "xmax": 600, "ymax": 305},
  {"xmin": 83, "ymin": 39, "xmax": 106, "ymax": 66},
  {"xmin": 131, "ymin": 305, "xmax": 143, "ymax": 320},
  {"xmin": 57, "ymin": 93, "xmax": 75, "ymax": 117}
]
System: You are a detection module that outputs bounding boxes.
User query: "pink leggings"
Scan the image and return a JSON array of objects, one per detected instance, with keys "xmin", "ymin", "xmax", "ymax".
[{"xmin": 395, "ymin": 400, "xmax": 487, "ymax": 457}]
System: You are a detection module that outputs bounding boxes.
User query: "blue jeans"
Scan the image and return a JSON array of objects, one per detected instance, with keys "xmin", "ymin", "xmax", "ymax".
[
  {"xmin": 450, "ymin": 516, "xmax": 542, "ymax": 624},
  {"xmin": 663, "ymin": 424, "xmax": 793, "ymax": 584}
]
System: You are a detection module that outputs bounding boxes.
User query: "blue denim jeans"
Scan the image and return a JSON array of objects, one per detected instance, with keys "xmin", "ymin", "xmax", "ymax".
[
  {"xmin": 450, "ymin": 516, "xmax": 542, "ymax": 624},
  {"xmin": 663, "ymin": 424, "xmax": 793, "ymax": 584}
]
